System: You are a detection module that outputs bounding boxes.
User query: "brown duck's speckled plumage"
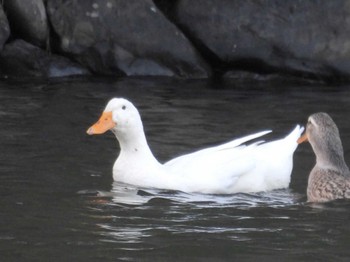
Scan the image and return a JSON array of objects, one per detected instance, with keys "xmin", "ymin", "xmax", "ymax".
[
  {"xmin": 300, "ymin": 112, "xmax": 350, "ymax": 203},
  {"xmin": 307, "ymin": 167, "xmax": 350, "ymax": 202}
]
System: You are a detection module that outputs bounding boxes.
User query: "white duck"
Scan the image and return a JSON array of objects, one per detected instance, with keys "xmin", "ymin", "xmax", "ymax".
[{"xmin": 87, "ymin": 98, "xmax": 303, "ymax": 194}]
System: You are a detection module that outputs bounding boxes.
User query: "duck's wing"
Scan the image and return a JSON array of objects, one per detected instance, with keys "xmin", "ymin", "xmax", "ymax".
[
  {"xmin": 163, "ymin": 131, "xmax": 271, "ymax": 193},
  {"xmin": 164, "ymin": 130, "xmax": 271, "ymax": 167},
  {"xmin": 166, "ymin": 142, "xmax": 264, "ymax": 193}
]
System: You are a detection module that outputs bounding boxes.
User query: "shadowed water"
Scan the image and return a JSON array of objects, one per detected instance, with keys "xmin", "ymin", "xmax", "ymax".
[{"xmin": 1, "ymin": 77, "xmax": 350, "ymax": 261}]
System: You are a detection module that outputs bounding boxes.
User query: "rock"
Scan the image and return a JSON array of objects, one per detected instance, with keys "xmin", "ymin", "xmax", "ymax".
[
  {"xmin": 0, "ymin": 39, "xmax": 90, "ymax": 78},
  {"xmin": 3, "ymin": 0, "xmax": 49, "ymax": 48},
  {"xmin": 47, "ymin": 0, "xmax": 210, "ymax": 78},
  {"xmin": 174, "ymin": 0, "xmax": 350, "ymax": 81},
  {"xmin": 2, "ymin": 0, "xmax": 350, "ymax": 81},
  {"xmin": 0, "ymin": 5, "xmax": 10, "ymax": 50}
]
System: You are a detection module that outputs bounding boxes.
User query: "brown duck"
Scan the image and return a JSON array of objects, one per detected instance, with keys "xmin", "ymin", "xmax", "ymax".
[{"xmin": 298, "ymin": 112, "xmax": 350, "ymax": 202}]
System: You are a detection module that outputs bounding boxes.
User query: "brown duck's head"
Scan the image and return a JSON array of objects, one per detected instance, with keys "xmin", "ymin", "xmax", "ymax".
[{"xmin": 298, "ymin": 112, "xmax": 344, "ymax": 161}]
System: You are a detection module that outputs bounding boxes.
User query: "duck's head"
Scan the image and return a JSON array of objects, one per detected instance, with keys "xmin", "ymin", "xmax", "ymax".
[
  {"xmin": 298, "ymin": 112, "xmax": 344, "ymax": 165},
  {"xmin": 86, "ymin": 98, "xmax": 142, "ymax": 136}
]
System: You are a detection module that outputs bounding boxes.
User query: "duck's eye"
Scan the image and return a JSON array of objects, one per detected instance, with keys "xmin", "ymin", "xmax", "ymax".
[
  {"xmin": 307, "ymin": 120, "xmax": 313, "ymax": 127},
  {"xmin": 122, "ymin": 105, "xmax": 126, "ymax": 110}
]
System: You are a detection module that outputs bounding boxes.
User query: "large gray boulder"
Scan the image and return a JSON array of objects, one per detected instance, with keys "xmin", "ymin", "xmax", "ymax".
[
  {"xmin": 0, "ymin": 5, "xmax": 10, "ymax": 50},
  {"xmin": 3, "ymin": 0, "xmax": 49, "ymax": 48},
  {"xmin": 0, "ymin": 40, "xmax": 90, "ymax": 78},
  {"xmin": 47, "ymin": 0, "xmax": 210, "ymax": 78},
  {"xmin": 174, "ymin": 0, "xmax": 350, "ymax": 80}
]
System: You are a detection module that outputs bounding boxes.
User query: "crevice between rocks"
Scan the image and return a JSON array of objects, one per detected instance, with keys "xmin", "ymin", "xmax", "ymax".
[{"xmin": 153, "ymin": 0, "xmax": 224, "ymax": 77}]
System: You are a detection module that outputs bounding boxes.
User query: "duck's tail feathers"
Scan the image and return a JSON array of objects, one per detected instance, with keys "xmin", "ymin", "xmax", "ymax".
[{"xmin": 285, "ymin": 124, "xmax": 304, "ymax": 143}]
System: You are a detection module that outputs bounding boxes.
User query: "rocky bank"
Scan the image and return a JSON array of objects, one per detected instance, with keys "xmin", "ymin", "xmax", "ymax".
[{"xmin": 0, "ymin": 0, "xmax": 350, "ymax": 83}]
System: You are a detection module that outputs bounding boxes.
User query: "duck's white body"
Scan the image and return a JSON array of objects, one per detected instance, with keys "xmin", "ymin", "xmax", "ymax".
[{"xmin": 87, "ymin": 98, "xmax": 303, "ymax": 194}]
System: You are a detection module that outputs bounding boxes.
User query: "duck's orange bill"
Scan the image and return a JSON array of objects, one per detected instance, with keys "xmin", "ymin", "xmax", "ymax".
[
  {"xmin": 86, "ymin": 111, "xmax": 116, "ymax": 135},
  {"xmin": 297, "ymin": 133, "xmax": 308, "ymax": 144}
]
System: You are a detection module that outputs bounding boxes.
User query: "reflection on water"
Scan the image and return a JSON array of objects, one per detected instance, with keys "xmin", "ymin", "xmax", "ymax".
[
  {"xmin": 96, "ymin": 182, "xmax": 300, "ymax": 207},
  {"xmin": 1, "ymin": 77, "xmax": 350, "ymax": 261},
  {"xmin": 82, "ymin": 182, "xmax": 350, "ymax": 261},
  {"xmin": 86, "ymin": 182, "xmax": 301, "ymax": 248}
]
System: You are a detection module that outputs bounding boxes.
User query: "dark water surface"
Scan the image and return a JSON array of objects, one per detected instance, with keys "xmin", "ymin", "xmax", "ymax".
[{"xmin": 1, "ymin": 77, "xmax": 350, "ymax": 261}]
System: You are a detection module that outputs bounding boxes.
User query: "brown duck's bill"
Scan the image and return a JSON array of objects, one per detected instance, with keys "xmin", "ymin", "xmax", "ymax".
[
  {"xmin": 297, "ymin": 133, "xmax": 308, "ymax": 144},
  {"xmin": 86, "ymin": 111, "xmax": 116, "ymax": 135}
]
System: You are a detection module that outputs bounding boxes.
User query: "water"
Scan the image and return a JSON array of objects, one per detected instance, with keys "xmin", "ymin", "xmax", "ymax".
[{"xmin": 1, "ymin": 77, "xmax": 350, "ymax": 261}]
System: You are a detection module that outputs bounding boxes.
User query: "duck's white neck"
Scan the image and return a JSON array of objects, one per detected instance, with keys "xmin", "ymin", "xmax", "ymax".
[{"xmin": 113, "ymin": 125, "xmax": 158, "ymax": 161}]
